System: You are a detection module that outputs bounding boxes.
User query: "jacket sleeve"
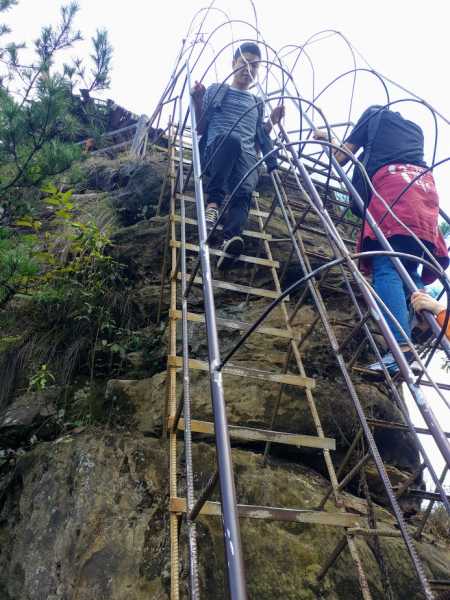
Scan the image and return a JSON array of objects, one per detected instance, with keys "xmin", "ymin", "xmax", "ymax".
[{"xmin": 436, "ymin": 310, "xmax": 450, "ymax": 341}]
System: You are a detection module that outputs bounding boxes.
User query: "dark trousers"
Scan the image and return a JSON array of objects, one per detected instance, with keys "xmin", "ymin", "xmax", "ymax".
[{"xmin": 205, "ymin": 132, "xmax": 259, "ymax": 240}]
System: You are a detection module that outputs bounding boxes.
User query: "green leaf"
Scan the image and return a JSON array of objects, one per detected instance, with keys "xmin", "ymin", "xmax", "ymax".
[
  {"xmin": 61, "ymin": 189, "xmax": 73, "ymax": 205},
  {"xmin": 43, "ymin": 199, "xmax": 62, "ymax": 205},
  {"xmin": 101, "ymin": 339, "xmax": 107, "ymax": 346},
  {"xmin": 41, "ymin": 183, "xmax": 58, "ymax": 195},
  {"xmin": 15, "ymin": 220, "xmax": 33, "ymax": 227},
  {"xmin": 54, "ymin": 210, "xmax": 72, "ymax": 219}
]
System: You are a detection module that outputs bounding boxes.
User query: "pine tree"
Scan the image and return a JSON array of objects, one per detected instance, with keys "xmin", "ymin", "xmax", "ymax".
[{"xmin": 0, "ymin": 1, "xmax": 114, "ymax": 307}]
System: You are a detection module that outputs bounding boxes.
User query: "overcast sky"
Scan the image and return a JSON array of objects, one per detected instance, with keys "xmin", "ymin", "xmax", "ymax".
[
  {"xmin": 5, "ymin": 0, "xmax": 450, "ymax": 202},
  {"xmin": 4, "ymin": 0, "xmax": 449, "ymax": 488}
]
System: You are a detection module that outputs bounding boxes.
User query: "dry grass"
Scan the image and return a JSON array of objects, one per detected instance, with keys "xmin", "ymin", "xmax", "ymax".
[{"xmin": 410, "ymin": 499, "xmax": 450, "ymax": 548}]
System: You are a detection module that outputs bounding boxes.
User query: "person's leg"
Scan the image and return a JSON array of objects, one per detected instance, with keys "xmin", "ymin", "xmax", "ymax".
[
  {"xmin": 368, "ymin": 235, "xmax": 425, "ymax": 371},
  {"xmin": 397, "ymin": 237, "xmax": 426, "ymax": 299},
  {"xmin": 221, "ymin": 151, "xmax": 259, "ymax": 241},
  {"xmin": 216, "ymin": 151, "xmax": 259, "ymax": 271},
  {"xmin": 372, "ymin": 254, "xmax": 411, "ymax": 346},
  {"xmin": 204, "ymin": 132, "xmax": 242, "ymax": 220}
]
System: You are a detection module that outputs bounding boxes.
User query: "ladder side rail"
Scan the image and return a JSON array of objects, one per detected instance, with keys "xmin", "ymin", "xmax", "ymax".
[
  {"xmin": 186, "ymin": 60, "xmax": 248, "ymax": 600},
  {"xmin": 250, "ymin": 195, "xmax": 373, "ymax": 599},
  {"xmin": 178, "ymin": 97, "xmax": 200, "ymax": 599},
  {"xmin": 167, "ymin": 119, "xmax": 181, "ymax": 600}
]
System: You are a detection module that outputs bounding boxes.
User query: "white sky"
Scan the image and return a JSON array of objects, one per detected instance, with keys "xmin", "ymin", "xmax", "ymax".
[
  {"xmin": 4, "ymin": 0, "xmax": 450, "ymax": 490},
  {"xmin": 5, "ymin": 0, "xmax": 450, "ymax": 209}
]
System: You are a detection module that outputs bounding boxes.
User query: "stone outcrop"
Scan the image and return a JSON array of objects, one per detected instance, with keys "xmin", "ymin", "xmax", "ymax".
[{"xmin": 0, "ymin": 435, "xmax": 449, "ymax": 599}]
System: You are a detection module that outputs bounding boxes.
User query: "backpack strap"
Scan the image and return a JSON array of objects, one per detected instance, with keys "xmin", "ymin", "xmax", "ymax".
[
  {"xmin": 202, "ymin": 83, "xmax": 230, "ymax": 123},
  {"xmin": 254, "ymin": 94, "xmax": 264, "ymax": 128}
]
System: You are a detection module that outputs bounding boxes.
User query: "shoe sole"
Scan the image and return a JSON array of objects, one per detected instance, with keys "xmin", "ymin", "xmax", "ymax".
[
  {"xmin": 367, "ymin": 364, "xmax": 398, "ymax": 372},
  {"xmin": 217, "ymin": 237, "xmax": 244, "ymax": 271}
]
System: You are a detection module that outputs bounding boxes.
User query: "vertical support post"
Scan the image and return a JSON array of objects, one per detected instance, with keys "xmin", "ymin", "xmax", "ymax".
[{"xmin": 186, "ymin": 61, "xmax": 248, "ymax": 600}]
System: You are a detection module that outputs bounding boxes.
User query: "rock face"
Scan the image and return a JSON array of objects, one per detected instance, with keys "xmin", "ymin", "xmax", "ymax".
[
  {"xmin": 0, "ymin": 152, "xmax": 448, "ymax": 599},
  {"xmin": 1, "ymin": 435, "xmax": 449, "ymax": 600}
]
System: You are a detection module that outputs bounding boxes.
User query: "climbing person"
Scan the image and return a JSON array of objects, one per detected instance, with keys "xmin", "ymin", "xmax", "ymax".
[
  {"xmin": 411, "ymin": 291, "xmax": 450, "ymax": 341},
  {"xmin": 190, "ymin": 42, "xmax": 285, "ymax": 270},
  {"xmin": 313, "ymin": 106, "xmax": 449, "ymax": 372}
]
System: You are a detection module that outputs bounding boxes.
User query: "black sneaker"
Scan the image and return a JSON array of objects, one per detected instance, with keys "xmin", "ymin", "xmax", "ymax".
[
  {"xmin": 367, "ymin": 349, "xmax": 421, "ymax": 374},
  {"xmin": 205, "ymin": 205, "xmax": 219, "ymax": 228},
  {"xmin": 217, "ymin": 236, "xmax": 244, "ymax": 271}
]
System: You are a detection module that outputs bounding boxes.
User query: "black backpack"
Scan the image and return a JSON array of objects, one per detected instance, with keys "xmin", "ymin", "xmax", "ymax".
[{"xmin": 197, "ymin": 83, "xmax": 278, "ymax": 174}]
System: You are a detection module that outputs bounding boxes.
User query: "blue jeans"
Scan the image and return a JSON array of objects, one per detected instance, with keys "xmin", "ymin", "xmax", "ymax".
[{"xmin": 371, "ymin": 236, "xmax": 426, "ymax": 345}]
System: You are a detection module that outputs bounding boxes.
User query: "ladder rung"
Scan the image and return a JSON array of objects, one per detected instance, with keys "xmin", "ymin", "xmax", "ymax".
[
  {"xmin": 176, "ymin": 194, "xmax": 270, "ymax": 218},
  {"xmin": 170, "ymin": 498, "xmax": 358, "ymax": 526},
  {"xmin": 170, "ymin": 240, "xmax": 279, "ymax": 268},
  {"xmin": 167, "ymin": 355, "xmax": 315, "ymax": 389},
  {"xmin": 174, "ymin": 272, "xmax": 290, "ymax": 301},
  {"xmin": 169, "ymin": 309, "xmax": 301, "ymax": 341},
  {"xmin": 352, "ymin": 365, "xmax": 450, "ymax": 392},
  {"xmin": 429, "ymin": 581, "xmax": 450, "ymax": 591},
  {"xmin": 170, "ymin": 214, "xmax": 273, "ymax": 240},
  {"xmin": 366, "ymin": 417, "xmax": 450, "ymax": 439},
  {"xmin": 169, "ymin": 417, "xmax": 335, "ymax": 450}
]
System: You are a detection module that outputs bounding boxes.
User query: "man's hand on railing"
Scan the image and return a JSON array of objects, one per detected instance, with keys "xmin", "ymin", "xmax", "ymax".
[{"xmin": 190, "ymin": 80, "xmax": 206, "ymax": 105}]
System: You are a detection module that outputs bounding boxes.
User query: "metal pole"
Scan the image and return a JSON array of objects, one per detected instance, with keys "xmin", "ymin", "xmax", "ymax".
[{"xmin": 186, "ymin": 60, "xmax": 248, "ymax": 600}]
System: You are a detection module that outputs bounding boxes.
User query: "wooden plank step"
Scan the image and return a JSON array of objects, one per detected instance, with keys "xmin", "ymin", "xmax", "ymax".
[
  {"xmin": 176, "ymin": 194, "xmax": 270, "ymax": 218},
  {"xmin": 169, "ymin": 417, "xmax": 335, "ymax": 450},
  {"xmin": 167, "ymin": 355, "xmax": 315, "ymax": 389},
  {"xmin": 170, "ymin": 498, "xmax": 358, "ymax": 526},
  {"xmin": 170, "ymin": 214, "xmax": 272, "ymax": 240},
  {"xmin": 170, "ymin": 240, "xmax": 279, "ymax": 268},
  {"xmin": 429, "ymin": 581, "xmax": 450, "ymax": 591},
  {"xmin": 174, "ymin": 272, "xmax": 290, "ymax": 301},
  {"xmin": 169, "ymin": 309, "xmax": 301, "ymax": 341}
]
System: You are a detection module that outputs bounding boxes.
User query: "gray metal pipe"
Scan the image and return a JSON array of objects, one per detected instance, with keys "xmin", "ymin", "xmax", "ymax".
[{"xmin": 186, "ymin": 61, "xmax": 248, "ymax": 600}]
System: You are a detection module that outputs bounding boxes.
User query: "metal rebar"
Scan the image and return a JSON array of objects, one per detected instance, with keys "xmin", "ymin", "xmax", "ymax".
[
  {"xmin": 317, "ymin": 428, "xmax": 364, "ymax": 510},
  {"xmin": 268, "ymin": 120, "xmax": 434, "ymax": 597},
  {"xmin": 346, "ymin": 338, "xmax": 369, "ymax": 369},
  {"xmin": 190, "ymin": 468, "xmax": 219, "ymax": 522},
  {"xmin": 316, "ymin": 536, "xmax": 349, "ymax": 582},
  {"xmin": 336, "ymin": 453, "xmax": 371, "ymax": 492},
  {"xmin": 335, "ymin": 310, "xmax": 372, "ymax": 355},
  {"xmin": 394, "ymin": 461, "xmax": 426, "ymax": 499}
]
